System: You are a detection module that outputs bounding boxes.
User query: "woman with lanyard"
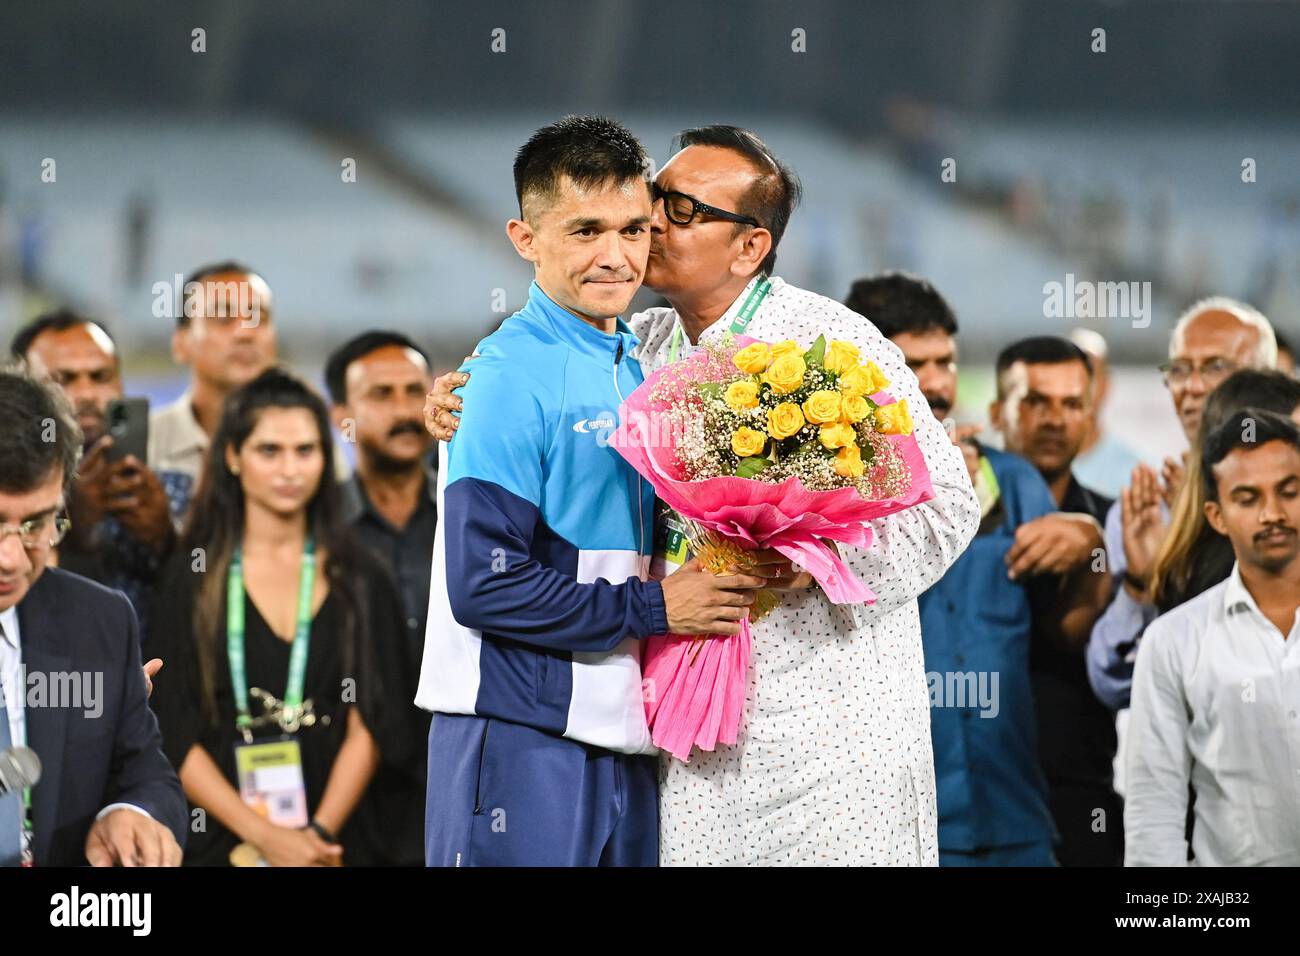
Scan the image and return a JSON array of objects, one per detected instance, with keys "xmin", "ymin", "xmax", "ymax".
[{"xmin": 146, "ymin": 368, "xmax": 413, "ymax": 866}]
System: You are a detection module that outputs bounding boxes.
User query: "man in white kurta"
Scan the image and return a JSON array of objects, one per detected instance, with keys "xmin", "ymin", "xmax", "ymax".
[
  {"xmin": 629, "ymin": 273, "xmax": 979, "ymax": 865},
  {"xmin": 426, "ymin": 125, "xmax": 979, "ymax": 864}
]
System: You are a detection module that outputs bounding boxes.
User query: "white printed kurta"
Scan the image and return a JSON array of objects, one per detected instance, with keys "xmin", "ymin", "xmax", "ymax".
[{"xmin": 628, "ymin": 275, "xmax": 980, "ymax": 866}]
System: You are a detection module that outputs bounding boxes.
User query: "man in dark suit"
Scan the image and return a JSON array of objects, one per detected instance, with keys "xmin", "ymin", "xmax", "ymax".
[{"xmin": 0, "ymin": 365, "xmax": 185, "ymax": 866}]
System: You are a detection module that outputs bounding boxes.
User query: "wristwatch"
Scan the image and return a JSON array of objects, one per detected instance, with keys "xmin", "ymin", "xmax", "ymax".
[{"xmin": 306, "ymin": 819, "xmax": 337, "ymax": 844}]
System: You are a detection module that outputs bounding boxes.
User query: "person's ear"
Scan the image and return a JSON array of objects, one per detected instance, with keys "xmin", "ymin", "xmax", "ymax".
[
  {"xmin": 224, "ymin": 443, "xmax": 241, "ymax": 476},
  {"xmin": 171, "ymin": 326, "xmax": 190, "ymax": 365},
  {"xmin": 507, "ymin": 218, "xmax": 540, "ymax": 265},
  {"xmin": 329, "ymin": 404, "xmax": 350, "ymax": 433},
  {"xmin": 1204, "ymin": 498, "xmax": 1227, "ymax": 536},
  {"xmin": 730, "ymin": 227, "xmax": 773, "ymax": 278},
  {"xmin": 1093, "ymin": 368, "xmax": 1110, "ymax": 408},
  {"xmin": 988, "ymin": 399, "xmax": 1003, "ymax": 431}
]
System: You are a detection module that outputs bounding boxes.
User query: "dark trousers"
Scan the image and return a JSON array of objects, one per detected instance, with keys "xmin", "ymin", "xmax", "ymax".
[
  {"xmin": 1049, "ymin": 784, "xmax": 1125, "ymax": 866},
  {"xmin": 424, "ymin": 712, "xmax": 658, "ymax": 867},
  {"xmin": 940, "ymin": 840, "xmax": 1057, "ymax": 866}
]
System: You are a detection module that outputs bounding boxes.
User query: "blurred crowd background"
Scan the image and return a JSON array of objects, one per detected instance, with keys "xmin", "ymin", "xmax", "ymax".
[
  {"xmin": 2, "ymin": 0, "xmax": 1298, "ymax": 471},
  {"xmin": 2, "ymin": 0, "xmax": 1300, "ymax": 868}
]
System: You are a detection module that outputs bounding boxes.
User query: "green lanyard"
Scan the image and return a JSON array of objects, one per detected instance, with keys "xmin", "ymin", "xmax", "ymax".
[
  {"xmin": 11, "ymin": 710, "xmax": 33, "ymax": 864},
  {"xmin": 227, "ymin": 536, "xmax": 316, "ymax": 742},
  {"xmin": 974, "ymin": 453, "xmax": 1002, "ymax": 519},
  {"xmin": 668, "ymin": 275, "xmax": 772, "ymax": 363}
]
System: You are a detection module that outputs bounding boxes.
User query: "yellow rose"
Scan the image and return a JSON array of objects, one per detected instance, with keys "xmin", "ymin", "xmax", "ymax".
[
  {"xmin": 762, "ymin": 352, "xmax": 807, "ymax": 395},
  {"xmin": 824, "ymin": 340, "xmax": 861, "ymax": 375},
  {"xmin": 769, "ymin": 339, "xmax": 802, "ymax": 359},
  {"xmin": 841, "ymin": 393, "xmax": 870, "ymax": 423},
  {"xmin": 731, "ymin": 426, "xmax": 767, "ymax": 458},
  {"xmin": 801, "ymin": 389, "xmax": 842, "ymax": 425},
  {"xmin": 837, "ymin": 365, "xmax": 871, "ymax": 396},
  {"xmin": 818, "ymin": 421, "xmax": 856, "ymax": 450},
  {"xmin": 724, "ymin": 379, "xmax": 760, "ymax": 412},
  {"xmin": 767, "ymin": 402, "xmax": 806, "ymax": 441},
  {"xmin": 861, "ymin": 361, "xmax": 890, "ymax": 393},
  {"xmin": 733, "ymin": 342, "xmax": 771, "ymax": 375},
  {"xmin": 839, "ymin": 361, "xmax": 890, "ymax": 397},
  {"xmin": 874, "ymin": 399, "xmax": 913, "ymax": 436},
  {"xmin": 833, "ymin": 443, "xmax": 865, "ymax": 478}
]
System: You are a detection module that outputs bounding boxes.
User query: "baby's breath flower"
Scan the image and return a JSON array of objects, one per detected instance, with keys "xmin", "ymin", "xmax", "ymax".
[{"xmin": 650, "ymin": 334, "xmax": 912, "ymax": 499}]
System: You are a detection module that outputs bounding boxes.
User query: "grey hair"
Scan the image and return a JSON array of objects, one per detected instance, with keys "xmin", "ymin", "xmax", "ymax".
[{"xmin": 1169, "ymin": 296, "xmax": 1277, "ymax": 369}]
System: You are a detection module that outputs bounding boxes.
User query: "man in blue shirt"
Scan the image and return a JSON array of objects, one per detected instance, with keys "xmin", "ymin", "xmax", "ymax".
[
  {"xmin": 417, "ymin": 117, "xmax": 767, "ymax": 867},
  {"xmin": 847, "ymin": 276, "xmax": 1106, "ymax": 865}
]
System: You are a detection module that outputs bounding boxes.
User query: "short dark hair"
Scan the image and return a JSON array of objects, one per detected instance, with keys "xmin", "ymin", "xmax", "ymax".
[
  {"xmin": 513, "ymin": 116, "xmax": 649, "ymax": 222},
  {"xmin": 1202, "ymin": 407, "xmax": 1300, "ymax": 501},
  {"xmin": 11, "ymin": 308, "xmax": 115, "ymax": 360},
  {"xmin": 843, "ymin": 272, "xmax": 958, "ymax": 339},
  {"xmin": 995, "ymin": 336, "xmax": 1094, "ymax": 399},
  {"xmin": 324, "ymin": 330, "xmax": 431, "ymax": 405},
  {"xmin": 0, "ymin": 363, "xmax": 83, "ymax": 493},
  {"xmin": 1203, "ymin": 369, "xmax": 1300, "ymax": 445},
  {"xmin": 178, "ymin": 260, "xmax": 267, "ymax": 328},
  {"xmin": 185, "ymin": 366, "xmax": 362, "ymax": 719},
  {"xmin": 670, "ymin": 125, "xmax": 801, "ymax": 276}
]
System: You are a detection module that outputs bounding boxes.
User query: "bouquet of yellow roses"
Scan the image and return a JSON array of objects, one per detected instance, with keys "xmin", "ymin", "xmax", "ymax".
[
  {"xmin": 686, "ymin": 334, "xmax": 916, "ymax": 488},
  {"xmin": 610, "ymin": 333, "xmax": 935, "ymax": 760}
]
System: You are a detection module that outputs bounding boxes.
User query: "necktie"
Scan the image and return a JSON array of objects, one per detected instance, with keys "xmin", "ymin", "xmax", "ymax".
[{"xmin": 0, "ymin": 620, "xmax": 23, "ymax": 866}]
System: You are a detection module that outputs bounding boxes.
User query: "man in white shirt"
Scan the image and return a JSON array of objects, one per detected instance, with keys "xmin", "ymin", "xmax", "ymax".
[
  {"xmin": 426, "ymin": 124, "xmax": 980, "ymax": 864},
  {"xmin": 149, "ymin": 261, "xmax": 348, "ymax": 523},
  {"xmin": 150, "ymin": 262, "xmax": 279, "ymax": 490},
  {"xmin": 1087, "ymin": 298, "xmax": 1278, "ymax": 713},
  {"xmin": 1125, "ymin": 407, "xmax": 1300, "ymax": 866}
]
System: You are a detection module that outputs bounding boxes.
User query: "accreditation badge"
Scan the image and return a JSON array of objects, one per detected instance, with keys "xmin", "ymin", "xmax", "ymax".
[
  {"xmin": 234, "ymin": 736, "xmax": 309, "ymax": 828},
  {"xmin": 650, "ymin": 501, "xmax": 692, "ymax": 580}
]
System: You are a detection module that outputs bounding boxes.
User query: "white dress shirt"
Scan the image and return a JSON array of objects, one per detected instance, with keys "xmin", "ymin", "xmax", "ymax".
[
  {"xmin": 1125, "ymin": 561, "xmax": 1300, "ymax": 866},
  {"xmin": 628, "ymin": 275, "xmax": 981, "ymax": 865},
  {"xmin": 0, "ymin": 601, "xmax": 151, "ymax": 826},
  {"xmin": 0, "ymin": 606, "xmax": 24, "ymax": 752}
]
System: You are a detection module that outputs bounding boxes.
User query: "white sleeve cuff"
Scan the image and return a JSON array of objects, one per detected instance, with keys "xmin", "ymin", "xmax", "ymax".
[{"xmin": 96, "ymin": 803, "xmax": 155, "ymax": 823}]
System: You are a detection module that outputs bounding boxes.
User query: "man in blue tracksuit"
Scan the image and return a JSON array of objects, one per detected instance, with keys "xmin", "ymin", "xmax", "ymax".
[{"xmin": 416, "ymin": 116, "xmax": 766, "ymax": 866}]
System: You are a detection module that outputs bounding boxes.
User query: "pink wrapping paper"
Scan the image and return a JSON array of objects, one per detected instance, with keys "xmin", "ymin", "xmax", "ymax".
[{"xmin": 611, "ymin": 341, "xmax": 935, "ymax": 760}]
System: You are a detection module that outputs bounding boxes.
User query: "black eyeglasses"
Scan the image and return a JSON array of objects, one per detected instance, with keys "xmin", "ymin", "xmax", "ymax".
[{"xmin": 652, "ymin": 183, "xmax": 762, "ymax": 229}]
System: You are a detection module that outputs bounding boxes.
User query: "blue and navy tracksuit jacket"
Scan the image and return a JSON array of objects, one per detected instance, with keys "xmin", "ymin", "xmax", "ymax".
[{"xmin": 415, "ymin": 281, "xmax": 667, "ymax": 755}]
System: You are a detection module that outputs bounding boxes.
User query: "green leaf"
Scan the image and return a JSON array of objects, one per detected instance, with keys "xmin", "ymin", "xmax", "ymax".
[
  {"xmin": 804, "ymin": 334, "xmax": 827, "ymax": 366},
  {"xmin": 697, "ymin": 382, "xmax": 723, "ymax": 401},
  {"xmin": 735, "ymin": 455, "xmax": 772, "ymax": 479}
]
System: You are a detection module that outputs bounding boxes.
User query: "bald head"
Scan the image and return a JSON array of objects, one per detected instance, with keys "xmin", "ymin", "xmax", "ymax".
[
  {"xmin": 1167, "ymin": 298, "xmax": 1276, "ymax": 442},
  {"xmin": 1170, "ymin": 298, "xmax": 1275, "ymax": 369}
]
